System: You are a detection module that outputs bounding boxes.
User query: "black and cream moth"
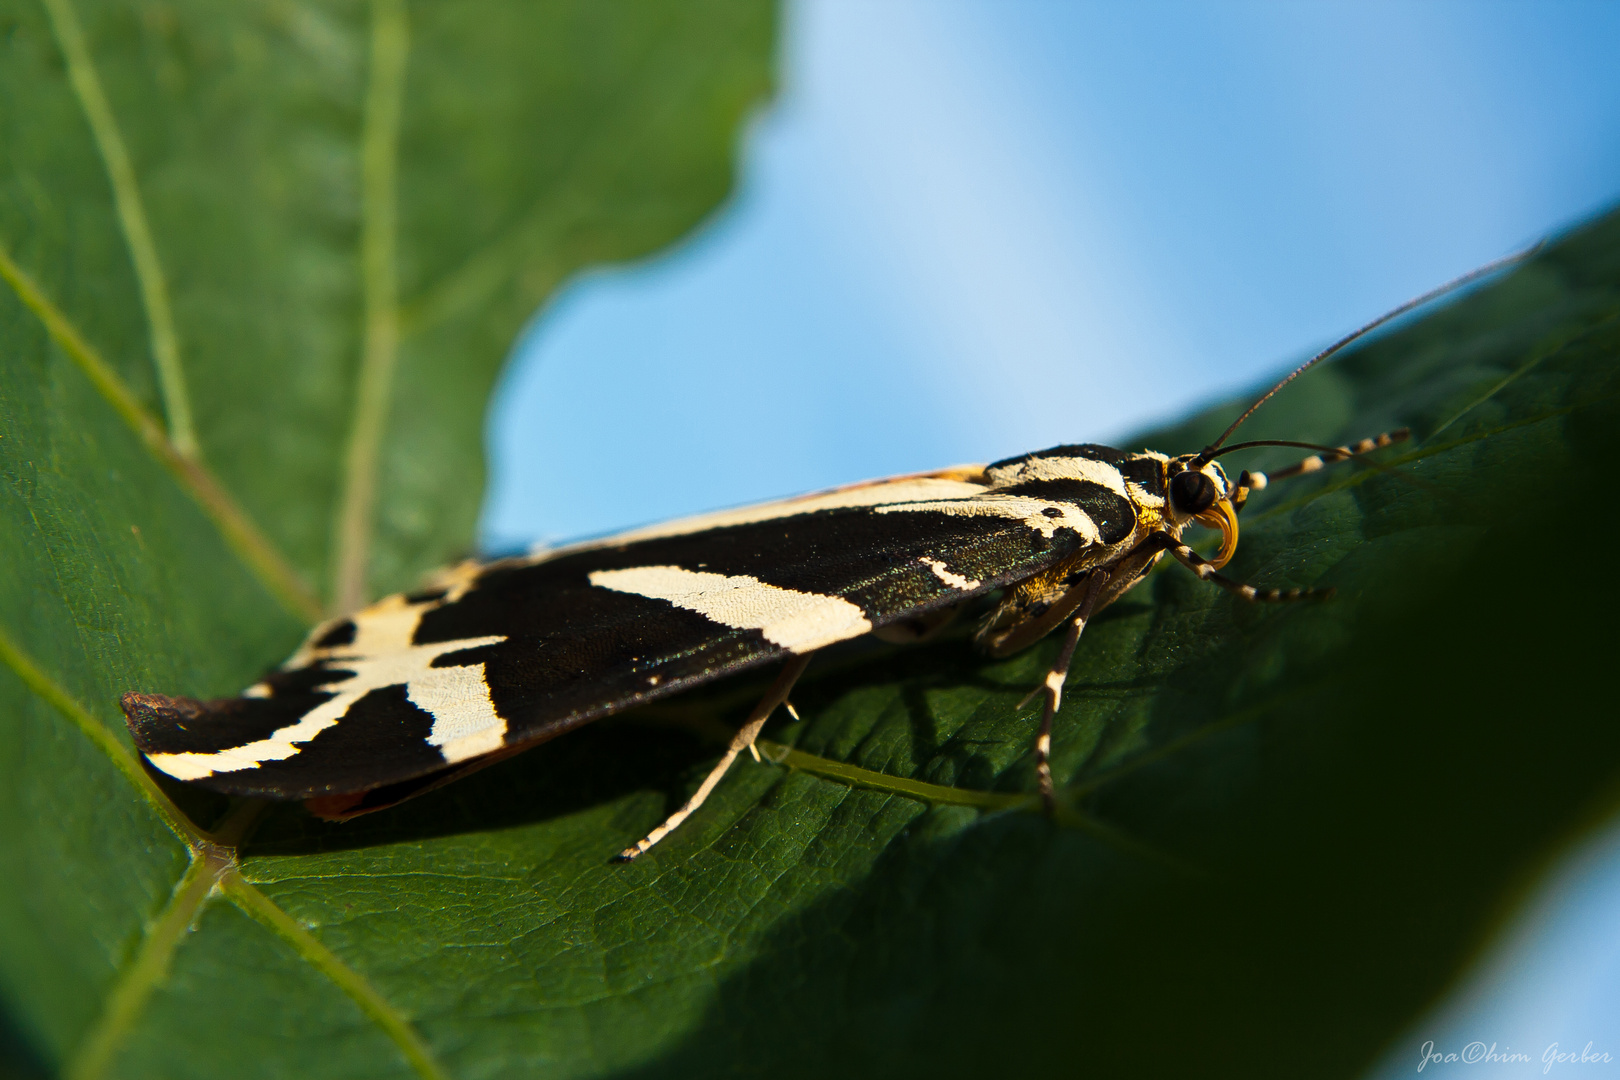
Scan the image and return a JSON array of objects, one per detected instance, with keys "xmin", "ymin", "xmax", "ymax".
[
  {"xmin": 119, "ymin": 250, "xmax": 1522, "ymax": 855},
  {"xmin": 121, "ymin": 431, "xmax": 1402, "ymax": 854},
  {"xmin": 123, "ymin": 447, "xmax": 1208, "ymax": 776}
]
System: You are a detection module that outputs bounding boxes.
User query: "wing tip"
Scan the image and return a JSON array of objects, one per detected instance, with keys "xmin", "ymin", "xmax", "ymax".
[{"xmin": 120, "ymin": 691, "xmax": 207, "ymax": 748}]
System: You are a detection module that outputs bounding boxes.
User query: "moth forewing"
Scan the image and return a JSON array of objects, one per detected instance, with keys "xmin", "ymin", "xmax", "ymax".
[{"xmin": 124, "ymin": 463, "xmax": 1107, "ymax": 791}]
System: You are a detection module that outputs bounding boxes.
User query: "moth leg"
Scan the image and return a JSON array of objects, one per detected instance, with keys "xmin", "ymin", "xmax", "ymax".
[
  {"xmin": 1164, "ymin": 540, "xmax": 1332, "ymax": 602},
  {"xmin": 1024, "ymin": 569, "xmax": 1110, "ymax": 812},
  {"xmin": 618, "ymin": 653, "xmax": 813, "ymax": 861},
  {"xmin": 1231, "ymin": 429, "xmax": 1409, "ymax": 511}
]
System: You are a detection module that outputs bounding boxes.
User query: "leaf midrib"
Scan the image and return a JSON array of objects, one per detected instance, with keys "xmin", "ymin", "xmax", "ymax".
[{"xmin": 38, "ymin": 0, "xmax": 196, "ymax": 460}]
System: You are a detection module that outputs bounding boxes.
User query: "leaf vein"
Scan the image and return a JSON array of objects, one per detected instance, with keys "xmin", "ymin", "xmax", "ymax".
[
  {"xmin": 0, "ymin": 621, "xmax": 191, "ymax": 841},
  {"xmin": 331, "ymin": 0, "xmax": 410, "ymax": 615},
  {"xmin": 223, "ymin": 873, "xmax": 450, "ymax": 1080},
  {"xmin": 63, "ymin": 856, "xmax": 219, "ymax": 1080},
  {"xmin": 38, "ymin": 0, "xmax": 198, "ymax": 458},
  {"xmin": 0, "ymin": 242, "xmax": 322, "ymax": 621}
]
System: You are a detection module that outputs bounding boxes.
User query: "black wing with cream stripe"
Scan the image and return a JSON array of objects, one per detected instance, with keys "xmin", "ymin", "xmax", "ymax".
[{"xmin": 123, "ymin": 450, "xmax": 1163, "ymax": 801}]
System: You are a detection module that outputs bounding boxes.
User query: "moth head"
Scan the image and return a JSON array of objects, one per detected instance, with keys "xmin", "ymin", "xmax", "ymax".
[{"xmin": 1167, "ymin": 457, "xmax": 1238, "ymax": 569}]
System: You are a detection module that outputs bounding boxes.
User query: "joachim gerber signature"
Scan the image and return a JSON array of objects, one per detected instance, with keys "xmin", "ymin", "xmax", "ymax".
[{"xmin": 1418, "ymin": 1040, "xmax": 1613, "ymax": 1074}]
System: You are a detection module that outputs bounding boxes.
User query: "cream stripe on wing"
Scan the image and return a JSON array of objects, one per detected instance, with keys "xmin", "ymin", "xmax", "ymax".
[
  {"xmin": 560, "ymin": 476, "xmax": 990, "ymax": 552},
  {"xmin": 874, "ymin": 493, "xmax": 1100, "ymax": 542},
  {"xmin": 589, "ymin": 565, "xmax": 872, "ymax": 653},
  {"xmin": 411, "ymin": 660, "xmax": 508, "ymax": 763},
  {"xmin": 919, "ymin": 556, "xmax": 981, "ymax": 591},
  {"xmin": 533, "ymin": 469, "xmax": 1106, "ymax": 566},
  {"xmin": 985, "ymin": 454, "xmax": 1130, "ymax": 494},
  {"xmin": 145, "ymin": 634, "xmax": 507, "ymax": 780}
]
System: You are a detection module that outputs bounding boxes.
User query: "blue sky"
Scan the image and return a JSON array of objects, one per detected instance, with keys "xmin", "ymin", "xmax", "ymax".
[
  {"xmin": 483, "ymin": 2, "xmax": 1620, "ymax": 1069},
  {"xmin": 483, "ymin": 0, "xmax": 1620, "ymax": 549}
]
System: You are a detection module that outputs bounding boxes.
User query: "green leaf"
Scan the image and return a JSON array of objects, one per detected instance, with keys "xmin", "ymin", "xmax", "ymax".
[
  {"xmin": 3, "ymin": 0, "xmax": 774, "ymax": 612},
  {"xmin": 0, "ymin": 0, "xmax": 773, "ymax": 1076},
  {"xmin": 2, "ymin": 1, "xmax": 1617, "ymax": 1074}
]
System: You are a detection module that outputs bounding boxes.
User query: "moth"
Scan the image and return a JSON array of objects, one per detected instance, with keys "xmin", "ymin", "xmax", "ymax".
[{"xmin": 121, "ymin": 256, "xmax": 1517, "ymax": 859}]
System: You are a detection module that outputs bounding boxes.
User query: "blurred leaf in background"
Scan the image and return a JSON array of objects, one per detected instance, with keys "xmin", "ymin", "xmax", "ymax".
[{"xmin": 2, "ymin": 1, "xmax": 1619, "ymax": 1079}]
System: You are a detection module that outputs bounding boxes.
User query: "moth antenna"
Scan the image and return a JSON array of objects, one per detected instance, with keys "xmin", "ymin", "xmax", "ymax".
[
  {"xmin": 1218, "ymin": 431, "xmax": 1443, "ymax": 498},
  {"xmin": 1193, "ymin": 242, "xmax": 1541, "ymax": 466},
  {"xmin": 1213, "ymin": 436, "xmax": 1402, "ymax": 474}
]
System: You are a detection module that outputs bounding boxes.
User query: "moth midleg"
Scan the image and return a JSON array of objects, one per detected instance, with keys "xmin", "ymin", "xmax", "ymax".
[
  {"xmin": 617, "ymin": 652, "xmax": 813, "ymax": 861},
  {"xmin": 1026, "ymin": 569, "xmax": 1110, "ymax": 810},
  {"xmin": 1230, "ymin": 428, "xmax": 1409, "ymax": 510},
  {"xmin": 1164, "ymin": 539, "xmax": 1330, "ymax": 603}
]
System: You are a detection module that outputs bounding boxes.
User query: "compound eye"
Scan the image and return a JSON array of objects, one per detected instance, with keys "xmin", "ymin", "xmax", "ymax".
[{"xmin": 1170, "ymin": 469, "xmax": 1217, "ymax": 515}]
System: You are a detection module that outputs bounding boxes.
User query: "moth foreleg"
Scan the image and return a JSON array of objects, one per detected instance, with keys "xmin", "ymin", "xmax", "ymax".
[
  {"xmin": 1023, "ymin": 569, "xmax": 1110, "ymax": 812},
  {"xmin": 617, "ymin": 653, "xmax": 813, "ymax": 861},
  {"xmin": 1165, "ymin": 540, "xmax": 1333, "ymax": 602}
]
